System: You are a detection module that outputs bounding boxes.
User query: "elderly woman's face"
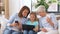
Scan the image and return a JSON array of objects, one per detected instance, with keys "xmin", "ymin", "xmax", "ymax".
[
  {"xmin": 22, "ymin": 9, "xmax": 29, "ymax": 17},
  {"xmin": 38, "ymin": 11, "xmax": 46, "ymax": 17}
]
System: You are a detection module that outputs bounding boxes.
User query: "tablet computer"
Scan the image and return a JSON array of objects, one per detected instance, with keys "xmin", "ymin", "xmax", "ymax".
[{"xmin": 22, "ymin": 24, "xmax": 35, "ymax": 31}]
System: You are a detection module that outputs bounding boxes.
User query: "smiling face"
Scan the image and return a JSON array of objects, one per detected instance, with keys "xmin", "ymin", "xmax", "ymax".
[
  {"xmin": 22, "ymin": 9, "xmax": 29, "ymax": 17},
  {"xmin": 38, "ymin": 11, "xmax": 46, "ymax": 17},
  {"xmin": 30, "ymin": 12, "xmax": 36, "ymax": 22},
  {"xmin": 37, "ymin": 5, "xmax": 46, "ymax": 17},
  {"xmin": 18, "ymin": 6, "xmax": 30, "ymax": 18}
]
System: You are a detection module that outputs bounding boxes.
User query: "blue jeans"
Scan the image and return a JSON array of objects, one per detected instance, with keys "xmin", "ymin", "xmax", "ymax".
[
  {"xmin": 3, "ymin": 29, "xmax": 22, "ymax": 34},
  {"xmin": 12, "ymin": 31, "xmax": 22, "ymax": 34},
  {"xmin": 23, "ymin": 30, "xmax": 37, "ymax": 34},
  {"xmin": 3, "ymin": 29, "xmax": 12, "ymax": 34}
]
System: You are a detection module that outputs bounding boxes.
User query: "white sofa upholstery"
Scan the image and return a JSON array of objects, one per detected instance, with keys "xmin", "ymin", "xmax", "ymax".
[
  {"xmin": 58, "ymin": 20, "xmax": 60, "ymax": 34},
  {"xmin": 0, "ymin": 16, "xmax": 8, "ymax": 34}
]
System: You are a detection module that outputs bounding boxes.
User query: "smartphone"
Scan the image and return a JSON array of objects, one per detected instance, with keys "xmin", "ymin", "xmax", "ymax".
[{"xmin": 15, "ymin": 21, "xmax": 18, "ymax": 23}]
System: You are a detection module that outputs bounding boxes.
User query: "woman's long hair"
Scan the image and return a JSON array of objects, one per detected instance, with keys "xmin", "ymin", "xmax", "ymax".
[{"xmin": 18, "ymin": 6, "xmax": 30, "ymax": 18}]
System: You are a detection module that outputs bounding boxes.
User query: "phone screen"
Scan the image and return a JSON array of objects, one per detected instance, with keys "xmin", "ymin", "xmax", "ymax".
[{"xmin": 15, "ymin": 21, "xmax": 18, "ymax": 23}]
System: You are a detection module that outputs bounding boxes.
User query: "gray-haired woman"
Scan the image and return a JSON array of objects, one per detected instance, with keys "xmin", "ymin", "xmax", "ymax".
[{"xmin": 37, "ymin": 5, "xmax": 58, "ymax": 34}]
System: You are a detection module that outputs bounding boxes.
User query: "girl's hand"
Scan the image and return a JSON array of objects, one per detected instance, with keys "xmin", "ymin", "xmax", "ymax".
[
  {"xmin": 33, "ymin": 28, "xmax": 36, "ymax": 32},
  {"xmin": 33, "ymin": 27, "xmax": 38, "ymax": 32}
]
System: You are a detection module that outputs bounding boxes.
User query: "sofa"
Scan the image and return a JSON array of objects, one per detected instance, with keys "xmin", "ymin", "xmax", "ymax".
[{"xmin": 0, "ymin": 15, "xmax": 60, "ymax": 34}]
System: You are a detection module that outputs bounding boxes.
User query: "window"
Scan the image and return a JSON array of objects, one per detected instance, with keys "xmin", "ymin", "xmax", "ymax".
[
  {"xmin": 0, "ymin": 0, "xmax": 5, "ymax": 15},
  {"xmin": 31, "ymin": 0, "xmax": 59, "ymax": 13}
]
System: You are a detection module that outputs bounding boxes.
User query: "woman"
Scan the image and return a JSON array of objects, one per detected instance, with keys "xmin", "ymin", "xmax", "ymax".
[
  {"xmin": 3, "ymin": 6, "xmax": 30, "ymax": 34},
  {"xmin": 23, "ymin": 12, "xmax": 38, "ymax": 34},
  {"xmin": 37, "ymin": 5, "xmax": 58, "ymax": 34}
]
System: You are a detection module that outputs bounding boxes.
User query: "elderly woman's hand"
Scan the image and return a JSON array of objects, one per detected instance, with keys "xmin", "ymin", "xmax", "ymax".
[
  {"xmin": 46, "ymin": 17, "xmax": 54, "ymax": 26},
  {"xmin": 40, "ymin": 28, "xmax": 48, "ymax": 32}
]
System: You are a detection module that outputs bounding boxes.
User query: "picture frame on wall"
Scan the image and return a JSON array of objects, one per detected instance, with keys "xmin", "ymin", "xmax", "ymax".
[{"xmin": 31, "ymin": 0, "xmax": 59, "ymax": 13}]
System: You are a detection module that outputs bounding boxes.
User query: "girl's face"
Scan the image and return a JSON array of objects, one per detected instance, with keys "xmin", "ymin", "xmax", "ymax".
[
  {"xmin": 22, "ymin": 9, "xmax": 29, "ymax": 17},
  {"xmin": 30, "ymin": 14, "xmax": 35, "ymax": 22}
]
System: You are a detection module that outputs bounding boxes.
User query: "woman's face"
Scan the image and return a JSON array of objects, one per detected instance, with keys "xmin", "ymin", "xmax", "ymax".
[
  {"xmin": 22, "ymin": 9, "xmax": 29, "ymax": 17},
  {"xmin": 30, "ymin": 14, "xmax": 35, "ymax": 22}
]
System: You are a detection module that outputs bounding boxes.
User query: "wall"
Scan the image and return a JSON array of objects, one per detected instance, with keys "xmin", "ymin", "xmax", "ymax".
[
  {"xmin": 9, "ymin": 0, "xmax": 31, "ymax": 17},
  {"xmin": 9, "ymin": 0, "xmax": 20, "ymax": 16}
]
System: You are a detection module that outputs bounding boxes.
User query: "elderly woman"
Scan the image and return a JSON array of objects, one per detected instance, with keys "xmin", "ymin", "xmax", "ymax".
[
  {"xmin": 37, "ymin": 5, "xmax": 58, "ymax": 34},
  {"xmin": 3, "ymin": 6, "xmax": 30, "ymax": 34}
]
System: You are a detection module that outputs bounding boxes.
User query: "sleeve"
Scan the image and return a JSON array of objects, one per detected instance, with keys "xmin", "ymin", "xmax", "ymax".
[
  {"xmin": 38, "ymin": 19, "xmax": 43, "ymax": 28},
  {"xmin": 33, "ymin": 21, "xmax": 38, "ymax": 28},
  {"xmin": 35, "ymin": 21, "xmax": 38, "ymax": 27},
  {"xmin": 7, "ymin": 13, "xmax": 17, "ymax": 26},
  {"xmin": 50, "ymin": 13, "xmax": 58, "ymax": 29},
  {"xmin": 24, "ymin": 18, "xmax": 29, "ymax": 24}
]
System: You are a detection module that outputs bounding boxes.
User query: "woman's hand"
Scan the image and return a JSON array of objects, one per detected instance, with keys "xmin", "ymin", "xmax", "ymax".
[
  {"xmin": 46, "ymin": 17, "xmax": 54, "ymax": 26},
  {"xmin": 10, "ymin": 23, "xmax": 18, "ymax": 27},
  {"xmin": 17, "ymin": 23, "xmax": 22, "ymax": 30},
  {"xmin": 40, "ymin": 28, "xmax": 47, "ymax": 32}
]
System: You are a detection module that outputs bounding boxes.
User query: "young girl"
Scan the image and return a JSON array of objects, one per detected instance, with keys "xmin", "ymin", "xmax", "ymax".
[{"xmin": 23, "ymin": 12, "xmax": 38, "ymax": 34}]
